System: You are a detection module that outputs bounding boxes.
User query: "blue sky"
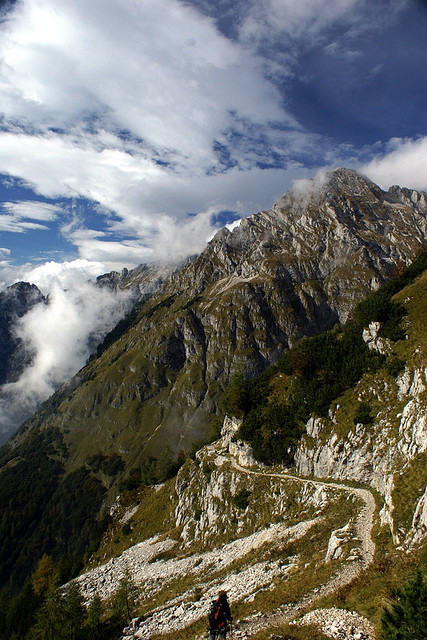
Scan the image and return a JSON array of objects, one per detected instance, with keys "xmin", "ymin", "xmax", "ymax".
[{"xmin": 1, "ymin": 0, "xmax": 427, "ymax": 289}]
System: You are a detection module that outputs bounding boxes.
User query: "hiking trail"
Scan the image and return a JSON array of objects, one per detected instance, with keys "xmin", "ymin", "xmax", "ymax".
[{"xmin": 227, "ymin": 456, "xmax": 376, "ymax": 637}]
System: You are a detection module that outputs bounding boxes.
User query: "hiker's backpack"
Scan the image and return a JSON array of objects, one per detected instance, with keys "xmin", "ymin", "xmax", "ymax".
[{"xmin": 208, "ymin": 599, "xmax": 227, "ymax": 629}]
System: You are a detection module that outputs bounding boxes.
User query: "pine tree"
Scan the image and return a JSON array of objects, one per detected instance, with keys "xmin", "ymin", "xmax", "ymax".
[
  {"xmin": 63, "ymin": 582, "xmax": 85, "ymax": 640},
  {"xmin": 381, "ymin": 571, "xmax": 426, "ymax": 640},
  {"xmin": 86, "ymin": 593, "xmax": 103, "ymax": 639},
  {"xmin": 111, "ymin": 565, "xmax": 139, "ymax": 624},
  {"xmin": 33, "ymin": 582, "xmax": 66, "ymax": 640},
  {"xmin": 31, "ymin": 554, "xmax": 58, "ymax": 597}
]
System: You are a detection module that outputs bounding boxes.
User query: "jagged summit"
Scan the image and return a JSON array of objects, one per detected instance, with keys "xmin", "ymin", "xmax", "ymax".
[
  {"xmin": 0, "ymin": 170, "xmax": 426, "ymax": 629},
  {"xmin": 7, "ymin": 168, "xmax": 425, "ymax": 470},
  {"xmin": 322, "ymin": 166, "xmax": 379, "ymax": 191},
  {"xmin": 179, "ymin": 168, "xmax": 427, "ymax": 306}
]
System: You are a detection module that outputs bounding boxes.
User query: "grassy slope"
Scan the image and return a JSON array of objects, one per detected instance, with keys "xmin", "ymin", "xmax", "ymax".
[{"xmin": 87, "ymin": 268, "xmax": 427, "ymax": 638}]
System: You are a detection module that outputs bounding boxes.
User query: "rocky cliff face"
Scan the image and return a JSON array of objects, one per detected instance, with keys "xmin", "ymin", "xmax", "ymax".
[
  {"xmin": 12, "ymin": 168, "xmax": 427, "ymax": 469},
  {"xmin": 295, "ymin": 365, "xmax": 427, "ymax": 548},
  {"xmin": 73, "ymin": 416, "xmax": 377, "ymax": 640},
  {"xmin": 294, "ymin": 265, "xmax": 427, "ymax": 549}
]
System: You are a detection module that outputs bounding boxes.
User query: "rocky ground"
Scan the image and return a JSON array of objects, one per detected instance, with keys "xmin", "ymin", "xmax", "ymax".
[
  {"xmin": 293, "ymin": 608, "xmax": 375, "ymax": 640},
  {"xmin": 72, "ymin": 425, "xmax": 378, "ymax": 640}
]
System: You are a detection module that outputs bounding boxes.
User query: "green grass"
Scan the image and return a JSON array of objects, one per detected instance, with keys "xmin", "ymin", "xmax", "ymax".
[
  {"xmin": 392, "ymin": 452, "xmax": 427, "ymax": 532},
  {"xmin": 314, "ymin": 546, "xmax": 427, "ymax": 635}
]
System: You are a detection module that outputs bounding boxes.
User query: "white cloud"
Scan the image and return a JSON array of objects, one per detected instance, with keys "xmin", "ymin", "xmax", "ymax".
[
  {"xmin": 240, "ymin": 0, "xmax": 360, "ymax": 43},
  {"xmin": 2, "ymin": 200, "xmax": 61, "ymax": 220},
  {"xmin": 0, "ymin": 128, "xmax": 317, "ymax": 266},
  {"xmin": 0, "ymin": 257, "xmax": 122, "ymax": 293},
  {"xmin": 0, "ymin": 199, "xmax": 62, "ymax": 232},
  {"xmin": 0, "ymin": 214, "xmax": 48, "ymax": 232},
  {"xmin": 361, "ymin": 136, "xmax": 427, "ymax": 192},
  {"xmin": 239, "ymin": 0, "xmax": 406, "ymax": 45},
  {"xmin": 0, "ymin": 0, "xmax": 285, "ymax": 157},
  {"xmin": 0, "ymin": 0, "xmax": 305, "ymax": 266},
  {"xmin": 20, "ymin": 259, "xmax": 111, "ymax": 291},
  {"xmin": 0, "ymin": 272, "xmax": 135, "ymax": 442},
  {"xmin": 64, "ymin": 230, "xmax": 153, "ymax": 266},
  {"xmin": 226, "ymin": 218, "xmax": 243, "ymax": 232},
  {"xmin": 0, "ymin": 0, "xmax": 416, "ymax": 277}
]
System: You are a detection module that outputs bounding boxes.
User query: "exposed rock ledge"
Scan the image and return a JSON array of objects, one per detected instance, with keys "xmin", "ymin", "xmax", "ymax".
[
  {"xmin": 220, "ymin": 415, "xmax": 261, "ymax": 467},
  {"xmin": 295, "ymin": 367, "xmax": 427, "ymax": 547}
]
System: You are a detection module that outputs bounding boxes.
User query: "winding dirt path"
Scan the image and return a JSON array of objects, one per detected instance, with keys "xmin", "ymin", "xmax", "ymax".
[{"xmin": 228, "ymin": 457, "xmax": 376, "ymax": 636}]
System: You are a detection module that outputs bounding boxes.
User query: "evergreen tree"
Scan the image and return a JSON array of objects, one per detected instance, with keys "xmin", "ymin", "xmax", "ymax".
[
  {"xmin": 32, "ymin": 554, "xmax": 58, "ymax": 597},
  {"xmin": 33, "ymin": 582, "xmax": 66, "ymax": 640},
  {"xmin": 63, "ymin": 582, "xmax": 85, "ymax": 640},
  {"xmin": 111, "ymin": 565, "xmax": 139, "ymax": 624},
  {"xmin": 381, "ymin": 571, "xmax": 426, "ymax": 640},
  {"xmin": 1, "ymin": 582, "xmax": 40, "ymax": 638},
  {"xmin": 86, "ymin": 593, "xmax": 103, "ymax": 639}
]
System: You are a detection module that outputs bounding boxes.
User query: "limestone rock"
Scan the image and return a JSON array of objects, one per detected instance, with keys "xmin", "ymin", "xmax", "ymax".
[{"xmin": 295, "ymin": 365, "xmax": 427, "ymax": 547}]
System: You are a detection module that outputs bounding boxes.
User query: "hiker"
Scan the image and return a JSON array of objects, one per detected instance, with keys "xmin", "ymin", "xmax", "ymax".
[{"xmin": 208, "ymin": 590, "xmax": 232, "ymax": 640}]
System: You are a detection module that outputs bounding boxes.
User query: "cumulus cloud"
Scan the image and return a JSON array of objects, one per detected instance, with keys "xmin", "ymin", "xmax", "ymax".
[
  {"xmin": 0, "ymin": 0, "xmax": 307, "ymax": 265},
  {"xmin": 0, "ymin": 0, "xmax": 285, "ymax": 159},
  {"xmin": 0, "ymin": 0, "xmax": 409, "ymax": 269},
  {"xmin": 361, "ymin": 136, "xmax": 427, "ymax": 192},
  {"xmin": 0, "ymin": 272, "xmax": 134, "ymax": 443},
  {"xmin": 20, "ymin": 258, "xmax": 112, "ymax": 291}
]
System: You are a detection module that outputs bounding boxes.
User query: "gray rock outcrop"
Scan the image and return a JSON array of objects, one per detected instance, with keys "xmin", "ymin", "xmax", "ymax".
[{"xmin": 295, "ymin": 366, "xmax": 427, "ymax": 546}]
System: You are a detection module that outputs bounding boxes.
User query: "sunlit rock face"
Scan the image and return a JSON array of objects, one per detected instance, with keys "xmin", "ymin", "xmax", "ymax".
[
  {"xmin": 10, "ymin": 169, "xmax": 427, "ymax": 465},
  {"xmin": 295, "ymin": 366, "xmax": 427, "ymax": 547}
]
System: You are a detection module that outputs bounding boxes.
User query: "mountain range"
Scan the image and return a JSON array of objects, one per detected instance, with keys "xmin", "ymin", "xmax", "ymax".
[
  {"xmin": 0, "ymin": 168, "xmax": 426, "ymax": 640},
  {"xmin": 11, "ymin": 168, "xmax": 427, "ymax": 462}
]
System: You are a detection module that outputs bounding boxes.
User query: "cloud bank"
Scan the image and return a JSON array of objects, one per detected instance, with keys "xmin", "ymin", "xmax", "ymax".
[
  {"xmin": 361, "ymin": 136, "xmax": 427, "ymax": 191},
  {"xmin": 0, "ymin": 0, "xmax": 292, "ymax": 269},
  {"xmin": 0, "ymin": 0, "xmax": 417, "ymax": 276},
  {"xmin": 0, "ymin": 267, "xmax": 134, "ymax": 443}
]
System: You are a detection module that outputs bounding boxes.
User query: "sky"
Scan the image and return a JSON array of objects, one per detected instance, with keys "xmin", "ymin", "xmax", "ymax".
[
  {"xmin": 0, "ymin": 0, "xmax": 426, "ymax": 288},
  {"xmin": 0, "ymin": 0, "xmax": 426, "ymax": 440}
]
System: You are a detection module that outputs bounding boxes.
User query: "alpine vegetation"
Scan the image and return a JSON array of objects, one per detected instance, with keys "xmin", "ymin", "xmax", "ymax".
[{"xmin": 0, "ymin": 170, "xmax": 426, "ymax": 640}]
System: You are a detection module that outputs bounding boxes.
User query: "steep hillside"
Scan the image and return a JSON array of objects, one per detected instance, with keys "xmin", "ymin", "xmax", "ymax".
[
  {"xmin": 0, "ymin": 168, "xmax": 426, "ymax": 599},
  {"xmin": 69, "ymin": 261, "xmax": 426, "ymax": 640},
  {"xmin": 0, "ymin": 243, "xmax": 426, "ymax": 640},
  {"xmin": 12, "ymin": 169, "xmax": 427, "ymax": 470}
]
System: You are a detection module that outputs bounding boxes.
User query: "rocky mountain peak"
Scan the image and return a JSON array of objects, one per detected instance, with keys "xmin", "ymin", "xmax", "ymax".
[
  {"xmin": 22, "ymin": 168, "xmax": 423, "ymax": 464},
  {"xmin": 172, "ymin": 168, "xmax": 427, "ymax": 304}
]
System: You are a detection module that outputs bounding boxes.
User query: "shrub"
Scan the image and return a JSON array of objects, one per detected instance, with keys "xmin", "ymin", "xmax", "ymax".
[
  {"xmin": 386, "ymin": 356, "xmax": 405, "ymax": 377},
  {"xmin": 222, "ymin": 372, "xmax": 251, "ymax": 418},
  {"xmin": 232, "ymin": 489, "xmax": 252, "ymax": 510},
  {"xmin": 353, "ymin": 401, "xmax": 374, "ymax": 426},
  {"xmin": 381, "ymin": 571, "xmax": 426, "ymax": 640}
]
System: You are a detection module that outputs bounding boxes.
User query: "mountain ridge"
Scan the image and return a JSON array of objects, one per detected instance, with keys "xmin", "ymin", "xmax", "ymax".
[
  {"xmin": 6, "ymin": 169, "xmax": 427, "ymax": 466},
  {"xmin": 0, "ymin": 173, "xmax": 426, "ymax": 638}
]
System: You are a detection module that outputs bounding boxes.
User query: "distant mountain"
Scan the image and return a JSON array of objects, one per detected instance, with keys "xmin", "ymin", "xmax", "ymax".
[
  {"xmin": 95, "ymin": 261, "xmax": 183, "ymax": 299},
  {"xmin": 0, "ymin": 282, "xmax": 45, "ymax": 384},
  {"xmin": 0, "ymin": 263, "xmax": 180, "ymax": 444},
  {"xmin": 0, "ymin": 167, "xmax": 426, "ymax": 600}
]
